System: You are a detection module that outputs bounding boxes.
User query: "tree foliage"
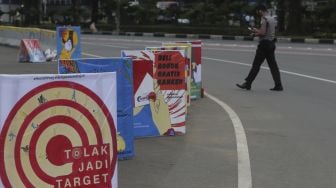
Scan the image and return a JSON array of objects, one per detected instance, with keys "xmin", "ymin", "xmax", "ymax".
[
  {"xmin": 17, "ymin": 0, "xmax": 336, "ymax": 35},
  {"xmin": 21, "ymin": 0, "xmax": 40, "ymax": 25},
  {"xmin": 286, "ymin": 0, "xmax": 303, "ymax": 34}
]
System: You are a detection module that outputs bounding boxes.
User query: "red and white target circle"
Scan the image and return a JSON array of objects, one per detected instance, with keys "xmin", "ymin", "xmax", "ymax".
[{"xmin": 0, "ymin": 81, "xmax": 117, "ymax": 187}]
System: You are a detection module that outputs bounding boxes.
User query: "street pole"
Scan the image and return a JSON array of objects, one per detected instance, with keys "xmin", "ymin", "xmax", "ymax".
[
  {"xmin": 116, "ymin": 0, "xmax": 120, "ymax": 34},
  {"xmin": 9, "ymin": 0, "xmax": 11, "ymax": 23}
]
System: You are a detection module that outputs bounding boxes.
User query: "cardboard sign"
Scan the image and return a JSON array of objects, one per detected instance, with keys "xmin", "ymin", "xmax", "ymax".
[
  {"xmin": 0, "ymin": 73, "xmax": 118, "ymax": 188},
  {"xmin": 59, "ymin": 58, "xmax": 134, "ymax": 160},
  {"xmin": 18, "ymin": 39, "xmax": 46, "ymax": 63},
  {"xmin": 56, "ymin": 26, "xmax": 81, "ymax": 60}
]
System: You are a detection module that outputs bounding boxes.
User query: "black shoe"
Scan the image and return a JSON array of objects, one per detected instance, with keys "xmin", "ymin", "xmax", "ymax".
[
  {"xmin": 270, "ymin": 86, "xmax": 283, "ymax": 91},
  {"xmin": 236, "ymin": 83, "xmax": 251, "ymax": 90}
]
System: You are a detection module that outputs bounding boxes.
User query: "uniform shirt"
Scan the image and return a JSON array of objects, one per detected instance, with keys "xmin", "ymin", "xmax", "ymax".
[{"xmin": 260, "ymin": 15, "xmax": 276, "ymax": 41}]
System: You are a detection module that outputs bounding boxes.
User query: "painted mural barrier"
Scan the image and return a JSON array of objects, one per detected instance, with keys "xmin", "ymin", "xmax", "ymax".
[
  {"xmin": 163, "ymin": 41, "xmax": 202, "ymax": 99},
  {"xmin": 18, "ymin": 39, "xmax": 46, "ymax": 63},
  {"xmin": 56, "ymin": 26, "xmax": 81, "ymax": 60},
  {"xmin": 122, "ymin": 50, "xmax": 187, "ymax": 137},
  {"xmin": 0, "ymin": 73, "xmax": 118, "ymax": 188},
  {"xmin": 58, "ymin": 58, "xmax": 134, "ymax": 160}
]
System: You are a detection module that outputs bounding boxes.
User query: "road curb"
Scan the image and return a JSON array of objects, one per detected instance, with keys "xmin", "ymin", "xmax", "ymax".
[{"xmin": 82, "ymin": 31, "xmax": 335, "ymax": 44}]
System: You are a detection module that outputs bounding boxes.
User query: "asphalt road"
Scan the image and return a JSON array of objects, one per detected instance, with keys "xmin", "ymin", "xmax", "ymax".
[{"xmin": 1, "ymin": 35, "xmax": 336, "ymax": 188}]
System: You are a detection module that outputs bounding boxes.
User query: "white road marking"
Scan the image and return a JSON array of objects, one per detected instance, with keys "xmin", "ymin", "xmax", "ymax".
[
  {"xmin": 203, "ymin": 47, "xmax": 336, "ymax": 57},
  {"xmin": 279, "ymin": 70, "xmax": 336, "ymax": 84},
  {"xmin": 203, "ymin": 57, "xmax": 336, "ymax": 84},
  {"xmin": 205, "ymin": 92, "xmax": 252, "ymax": 188},
  {"xmin": 82, "ymin": 41, "xmax": 130, "ymax": 49},
  {"xmin": 82, "ymin": 52, "xmax": 104, "ymax": 58},
  {"xmin": 82, "ymin": 37, "xmax": 161, "ymax": 44}
]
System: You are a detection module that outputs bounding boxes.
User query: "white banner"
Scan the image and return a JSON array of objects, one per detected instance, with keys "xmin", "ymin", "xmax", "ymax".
[{"xmin": 0, "ymin": 73, "xmax": 118, "ymax": 188}]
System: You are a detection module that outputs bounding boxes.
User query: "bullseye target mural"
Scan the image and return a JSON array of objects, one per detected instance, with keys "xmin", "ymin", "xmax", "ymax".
[{"xmin": 0, "ymin": 73, "xmax": 118, "ymax": 188}]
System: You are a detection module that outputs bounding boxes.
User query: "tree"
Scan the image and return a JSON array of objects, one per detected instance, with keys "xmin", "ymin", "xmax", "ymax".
[
  {"xmin": 91, "ymin": 0, "xmax": 99, "ymax": 24},
  {"xmin": 101, "ymin": 0, "xmax": 117, "ymax": 24},
  {"xmin": 90, "ymin": 0, "xmax": 125, "ymax": 33},
  {"xmin": 89, "ymin": 0, "xmax": 100, "ymax": 32},
  {"xmin": 114, "ymin": 0, "xmax": 121, "ymax": 33},
  {"xmin": 183, "ymin": 2, "xmax": 217, "ymax": 25},
  {"xmin": 71, "ymin": 0, "xmax": 80, "ymax": 25},
  {"xmin": 276, "ymin": 0, "xmax": 286, "ymax": 32},
  {"xmin": 121, "ymin": 2, "xmax": 157, "ymax": 25},
  {"xmin": 21, "ymin": 0, "xmax": 41, "ymax": 25},
  {"xmin": 314, "ymin": 0, "xmax": 336, "ymax": 33},
  {"xmin": 286, "ymin": 0, "xmax": 303, "ymax": 34}
]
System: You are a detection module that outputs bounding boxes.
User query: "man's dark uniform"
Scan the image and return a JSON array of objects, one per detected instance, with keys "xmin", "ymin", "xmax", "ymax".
[{"xmin": 237, "ymin": 7, "xmax": 283, "ymax": 91}]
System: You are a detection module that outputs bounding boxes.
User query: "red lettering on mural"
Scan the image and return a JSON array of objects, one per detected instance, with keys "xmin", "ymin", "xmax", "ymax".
[{"xmin": 54, "ymin": 144, "xmax": 112, "ymax": 187}]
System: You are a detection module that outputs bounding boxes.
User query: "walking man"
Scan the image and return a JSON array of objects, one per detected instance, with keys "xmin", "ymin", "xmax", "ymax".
[{"xmin": 236, "ymin": 4, "xmax": 283, "ymax": 91}]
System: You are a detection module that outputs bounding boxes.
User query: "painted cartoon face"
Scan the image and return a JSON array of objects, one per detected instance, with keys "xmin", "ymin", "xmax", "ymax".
[
  {"xmin": 65, "ymin": 39, "xmax": 73, "ymax": 52},
  {"xmin": 59, "ymin": 28, "xmax": 80, "ymax": 60}
]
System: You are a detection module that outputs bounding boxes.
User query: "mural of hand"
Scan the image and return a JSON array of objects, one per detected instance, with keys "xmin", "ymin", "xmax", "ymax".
[
  {"xmin": 149, "ymin": 81, "xmax": 171, "ymax": 135},
  {"xmin": 117, "ymin": 133, "xmax": 126, "ymax": 152}
]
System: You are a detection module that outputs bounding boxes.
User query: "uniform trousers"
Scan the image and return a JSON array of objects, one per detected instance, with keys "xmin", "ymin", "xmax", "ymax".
[{"xmin": 245, "ymin": 40, "xmax": 282, "ymax": 86}]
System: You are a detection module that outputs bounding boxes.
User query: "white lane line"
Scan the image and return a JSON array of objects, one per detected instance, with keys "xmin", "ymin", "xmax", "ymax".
[
  {"xmin": 205, "ymin": 92, "xmax": 252, "ymax": 188},
  {"xmin": 203, "ymin": 47, "xmax": 336, "ymax": 57},
  {"xmin": 203, "ymin": 57, "xmax": 336, "ymax": 84},
  {"xmin": 279, "ymin": 70, "xmax": 336, "ymax": 84},
  {"xmin": 82, "ymin": 41, "xmax": 130, "ymax": 49},
  {"xmin": 82, "ymin": 52, "xmax": 104, "ymax": 58},
  {"xmin": 204, "ymin": 43, "xmax": 336, "ymax": 52},
  {"xmin": 82, "ymin": 37, "xmax": 161, "ymax": 44}
]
